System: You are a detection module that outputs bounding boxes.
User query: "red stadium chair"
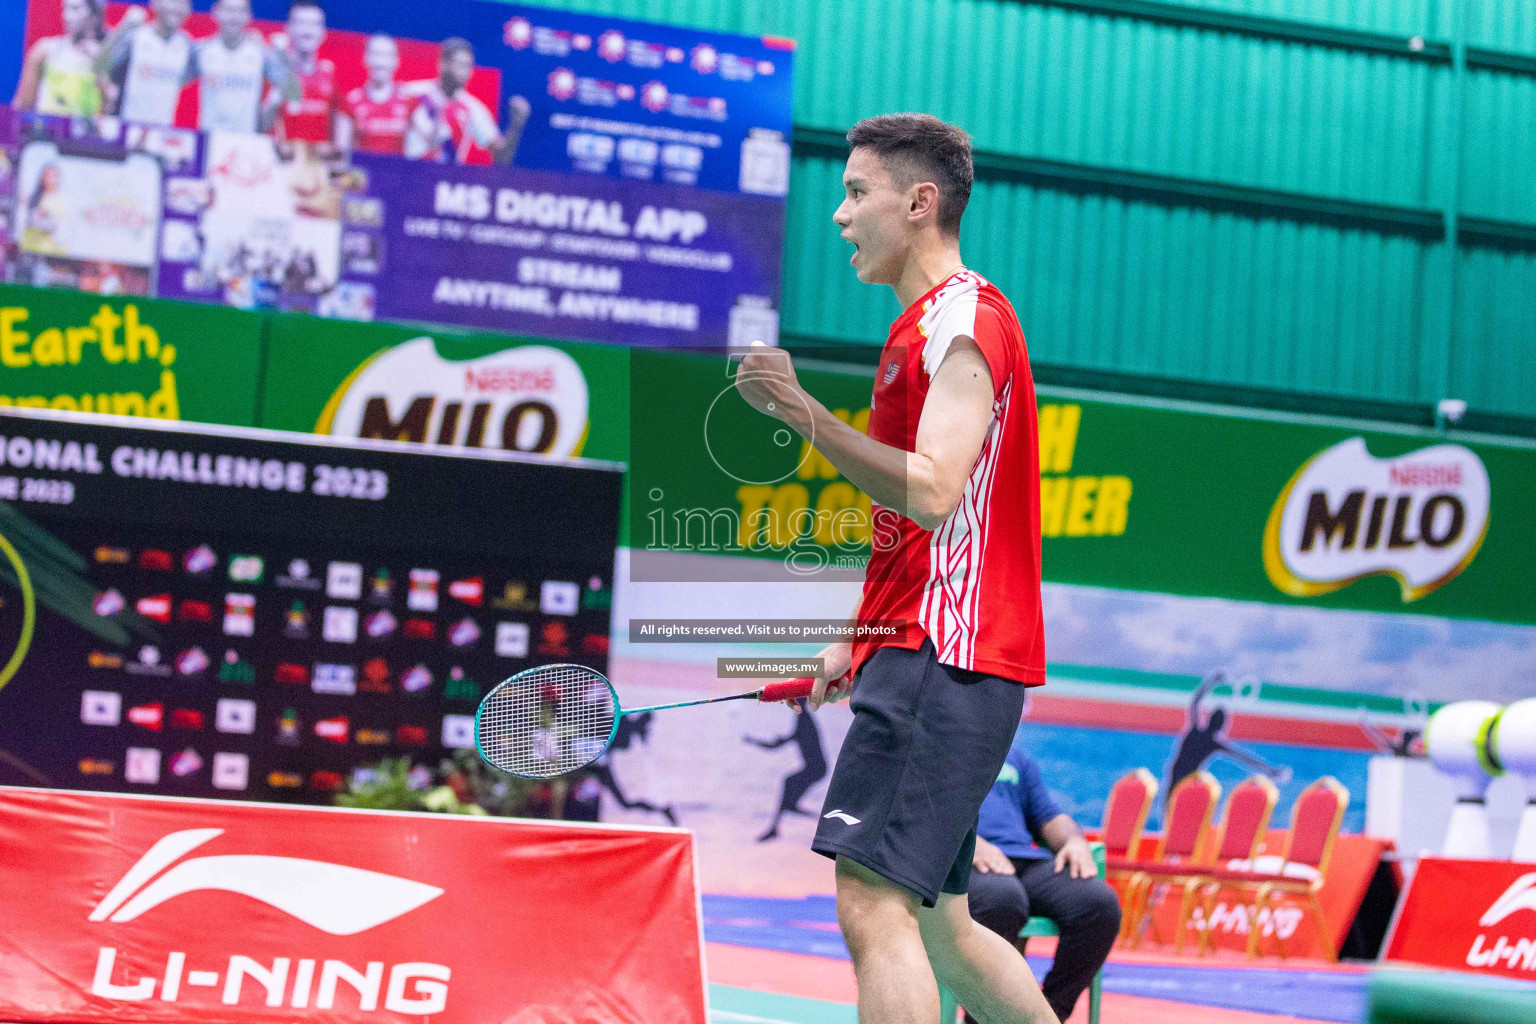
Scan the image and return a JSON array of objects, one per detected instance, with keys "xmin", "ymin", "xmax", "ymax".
[
  {"xmin": 1110, "ymin": 771, "xmax": 1221, "ymax": 947},
  {"xmin": 1189, "ymin": 776, "xmax": 1350, "ymax": 960},
  {"xmin": 1125, "ymin": 775, "xmax": 1278, "ymax": 955},
  {"xmin": 1098, "ymin": 768, "xmax": 1158, "ymax": 940},
  {"xmin": 1102, "ymin": 767, "xmax": 1159, "ymax": 860}
]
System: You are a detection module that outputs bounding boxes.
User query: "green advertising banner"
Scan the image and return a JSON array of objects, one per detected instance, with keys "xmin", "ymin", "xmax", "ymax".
[
  {"xmin": 629, "ymin": 349, "xmax": 875, "ymax": 570},
  {"xmin": 627, "ymin": 350, "xmax": 1536, "ymax": 627},
  {"xmin": 1033, "ymin": 391, "xmax": 1533, "ymax": 626},
  {"xmin": 0, "ymin": 283, "xmax": 263, "ymax": 425},
  {"xmin": 259, "ymin": 314, "xmax": 631, "ymax": 464}
]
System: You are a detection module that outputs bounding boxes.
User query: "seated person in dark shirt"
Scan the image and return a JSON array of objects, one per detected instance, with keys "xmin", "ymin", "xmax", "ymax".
[{"xmin": 967, "ymin": 738, "xmax": 1122, "ymax": 1023}]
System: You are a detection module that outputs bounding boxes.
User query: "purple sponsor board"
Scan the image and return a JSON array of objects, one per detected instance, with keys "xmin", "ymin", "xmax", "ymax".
[
  {"xmin": 352, "ymin": 153, "xmax": 783, "ymax": 347},
  {"xmin": 0, "ymin": 106, "xmax": 785, "ymax": 346}
]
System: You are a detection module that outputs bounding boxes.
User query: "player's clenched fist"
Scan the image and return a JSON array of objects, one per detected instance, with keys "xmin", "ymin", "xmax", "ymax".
[{"xmin": 734, "ymin": 340, "xmax": 806, "ymax": 422}]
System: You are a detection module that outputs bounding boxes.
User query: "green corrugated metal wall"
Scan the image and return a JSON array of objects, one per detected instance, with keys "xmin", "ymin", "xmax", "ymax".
[{"xmin": 526, "ymin": 0, "xmax": 1536, "ymax": 421}]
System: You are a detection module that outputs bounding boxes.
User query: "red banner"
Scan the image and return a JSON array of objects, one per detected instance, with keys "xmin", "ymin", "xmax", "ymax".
[
  {"xmin": 1384, "ymin": 857, "xmax": 1536, "ymax": 980},
  {"xmin": 1116, "ymin": 830, "xmax": 1389, "ymax": 958},
  {"xmin": 0, "ymin": 787, "xmax": 707, "ymax": 1023}
]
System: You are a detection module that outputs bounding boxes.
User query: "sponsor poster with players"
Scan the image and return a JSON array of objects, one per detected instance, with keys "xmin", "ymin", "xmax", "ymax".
[
  {"xmin": 0, "ymin": 0, "xmax": 793, "ymax": 346},
  {"xmin": 0, "ymin": 407, "xmax": 621, "ymax": 805}
]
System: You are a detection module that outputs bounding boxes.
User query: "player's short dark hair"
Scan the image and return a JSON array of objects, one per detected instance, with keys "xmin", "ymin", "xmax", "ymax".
[
  {"xmin": 440, "ymin": 37, "xmax": 475, "ymax": 63},
  {"xmin": 845, "ymin": 114, "xmax": 973, "ymax": 236}
]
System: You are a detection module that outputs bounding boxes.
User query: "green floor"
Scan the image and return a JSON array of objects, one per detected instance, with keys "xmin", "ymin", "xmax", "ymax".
[{"xmin": 709, "ymin": 984, "xmax": 857, "ymax": 1024}]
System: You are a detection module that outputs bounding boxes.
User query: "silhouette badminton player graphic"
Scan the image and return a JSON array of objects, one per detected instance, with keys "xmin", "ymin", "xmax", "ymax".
[
  {"xmin": 746, "ymin": 698, "xmax": 828, "ymax": 842},
  {"xmin": 590, "ymin": 712, "xmax": 677, "ymax": 825},
  {"xmin": 1164, "ymin": 669, "xmax": 1292, "ymax": 812}
]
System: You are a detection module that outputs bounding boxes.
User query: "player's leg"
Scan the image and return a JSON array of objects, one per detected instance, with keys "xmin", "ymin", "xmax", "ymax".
[
  {"xmin": 781, "ymin": 761, "xmax": 824, "ymax": 814},
  {"xmin": 813, "ymin": 642, "xmax": 1033, "ymax": 1018},
  {"xmin": 813, "ymin": 644, "xmax": 946, "ymax": 1019},
  {"xmin": 956, "ymin": 868, "xmax": 1034, "ymax": 1024},
  {"xmin": 835, "ymin": 855, "xmax": 941, "ymax": 1024},
  {"xmin": 918, "ymin": 888, "xmax": 1057, "ymax": 1024},
  {"xmin": 757, "ymin": 779, "xmax": 791, "ymax": 840}
]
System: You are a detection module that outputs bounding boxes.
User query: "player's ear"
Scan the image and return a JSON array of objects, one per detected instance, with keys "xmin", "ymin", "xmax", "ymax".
[{"xmin": 908, "ymin": 181, "xmax": 941, "ymax": 225}]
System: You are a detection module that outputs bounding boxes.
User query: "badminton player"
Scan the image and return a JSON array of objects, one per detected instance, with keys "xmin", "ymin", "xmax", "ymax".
[{"xmin": 735, "ymin": 114, "xmax": 1053, "ymax": 1023}]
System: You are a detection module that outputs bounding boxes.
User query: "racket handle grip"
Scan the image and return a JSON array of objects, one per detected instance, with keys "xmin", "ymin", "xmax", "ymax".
[{"xmin": 760, "ymin": 677, "xmax": 817, "ymax": 702}]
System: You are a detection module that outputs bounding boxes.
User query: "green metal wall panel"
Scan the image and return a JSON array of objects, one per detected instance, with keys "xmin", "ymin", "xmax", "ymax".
[
  {"xmin": 784, "ymin": 152, "xmax": 1440, "ymax": 403},
  {"xmin": 1171, "ymin": 0, "xmax": 1432, "ymax": 36},
  {"xmin": 548, "ymin": 0, "xmax": 1442, "ymax": 205},
  {"xmin": 1460, "ymin": 69, "xmax": 1536, "ymax": 222},
  {"xmin": 1453, "ymin": 248, "xmax": 1536, "ymax": 414},
  {"xmin": 1467, "ymin": 0, "xmax": 1536, "ymax": 50},
  {"xmin": 524, "ymin": 0, "xmax": 1536, "ymax": 419}
]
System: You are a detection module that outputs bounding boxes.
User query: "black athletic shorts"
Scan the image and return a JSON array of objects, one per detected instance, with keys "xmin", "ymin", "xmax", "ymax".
[{"xmin": 811, "ymin": 638, "xmax": 1027, "ymax": 907}]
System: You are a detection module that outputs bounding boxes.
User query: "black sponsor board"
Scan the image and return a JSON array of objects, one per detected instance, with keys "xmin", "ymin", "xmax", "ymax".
[{"xmin": 0, "ymin": 408, "xmax": 620, "ymax": 804}]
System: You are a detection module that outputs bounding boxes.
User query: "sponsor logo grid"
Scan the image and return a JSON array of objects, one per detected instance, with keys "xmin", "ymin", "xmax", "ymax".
[{"xmin": 70, "ymin": 533, "xmax": 609, "ymax": 799}]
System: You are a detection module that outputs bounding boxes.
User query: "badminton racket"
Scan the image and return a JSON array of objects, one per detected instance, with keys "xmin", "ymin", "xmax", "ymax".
[{"xmin": 474, "ymin": 664, "xmax": 819, "ymax": 779}]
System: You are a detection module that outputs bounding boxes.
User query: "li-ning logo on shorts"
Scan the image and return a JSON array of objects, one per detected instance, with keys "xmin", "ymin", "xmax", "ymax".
[
  {"xmin": 823, "ymin": 810, "xmax": 861, "ymax": 826},
  {"xmin": 1263, "ymin": 438, "xmax": 1490, "ymax": 602},
  {"xmin": 90, "ymin": 828, "xmax": 443, "ymax": 935}
]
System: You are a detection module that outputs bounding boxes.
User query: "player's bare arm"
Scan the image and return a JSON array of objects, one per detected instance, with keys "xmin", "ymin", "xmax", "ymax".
[
  {"xmin": 93, "ymin": 6, "xmax": 142, "ymax": 98},
  {"xmin": 491, "ymin": 95, "xmax": 531, "ymax": 165},
  {"xmin": 13, "ymin": 39, "xmax": 48, "ymax": 109},
  {"xmin": 739, "ymin": 340, "xmax": 994, "ymax": 713},
  {"xmin": 735, "ymin": 336, "xmax": 995, "ymax": 532}
]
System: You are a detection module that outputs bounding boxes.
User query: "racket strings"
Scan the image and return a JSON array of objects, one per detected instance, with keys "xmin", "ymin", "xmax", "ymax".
[{"xmin": 478, "ymin": 664, "xmax": 617, "ymax": 779}]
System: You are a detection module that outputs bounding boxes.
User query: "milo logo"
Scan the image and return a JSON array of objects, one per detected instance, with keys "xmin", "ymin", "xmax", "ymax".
[
  {"xmin": 1263, "ymin": 437, "xmax": 1489, "ymax": 602},
  {"xmin": 317, "ymin": 338, "xmax": 590, "ymax": 457}
]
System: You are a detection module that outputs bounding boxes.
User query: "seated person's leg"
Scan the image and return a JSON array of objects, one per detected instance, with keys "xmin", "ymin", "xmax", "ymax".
[
  {"xmin": 1016, "ymin": 858, "xmax": 1121, "ymax": 1022},
  {"xmin": 959, "ymin": 869, "xmax": 1031, "ymax": 1024},
  {"xmin": 965, "ymin": 867, "xmax": 1031, "ymax": 943}
]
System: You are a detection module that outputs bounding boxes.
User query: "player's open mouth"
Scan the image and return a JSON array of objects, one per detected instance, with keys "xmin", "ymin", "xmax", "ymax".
[{"xmin": 851, "ymin": 244, "xmax": 860, "ymax": 266}]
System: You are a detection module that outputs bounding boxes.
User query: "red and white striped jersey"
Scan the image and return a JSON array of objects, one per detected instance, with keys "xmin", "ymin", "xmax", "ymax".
[
  {"xmin": 341, "ymin": 82, "xmax": 416, "ymax": 155},
  {"xmin": 853, "ymin": 270, "xmax": 1045, "ymax": 686},
  {"xmin": 281, "ymin": 58, "xmax": 337, "ymax": 143}
]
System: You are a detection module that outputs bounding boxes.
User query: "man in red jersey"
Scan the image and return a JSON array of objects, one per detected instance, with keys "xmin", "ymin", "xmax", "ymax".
[
  {"xmin": 274, "ymin": 0, "xmax": 338, "ymax": 148},
  {"xmin": 336, "ymin": 34, "xmax": 415, "ymax": 155},
  {"xmin": 735, "ymin": 114, "xmax": 1053, "ymax": 1023},
  {"xmin": 402, "ymin": 37, "xmax": 528, "ymax": 166}
]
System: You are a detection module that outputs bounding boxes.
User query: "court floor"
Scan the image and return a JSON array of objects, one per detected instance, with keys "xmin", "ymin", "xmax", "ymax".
[
  {"xmin": 704, "ymin": 920, "xmax": 1375, "ymax": 1024},
  {"xmin": 708, "ymin": 981, "xmax": 1348, "ymax": 1024}
]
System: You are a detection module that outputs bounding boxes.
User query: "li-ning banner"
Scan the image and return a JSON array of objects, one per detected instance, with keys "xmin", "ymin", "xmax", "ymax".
[
  {"xmin": 1384, "ymin": 857, "xmax": 1536, "ymax": 980},
  {"xmin": 0, "ymin": 787, "xmax": 708, "ymax": 1022},
  {"xmin": 0, "ymin": 0, "xmax": 793, "ymax": 346}
]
